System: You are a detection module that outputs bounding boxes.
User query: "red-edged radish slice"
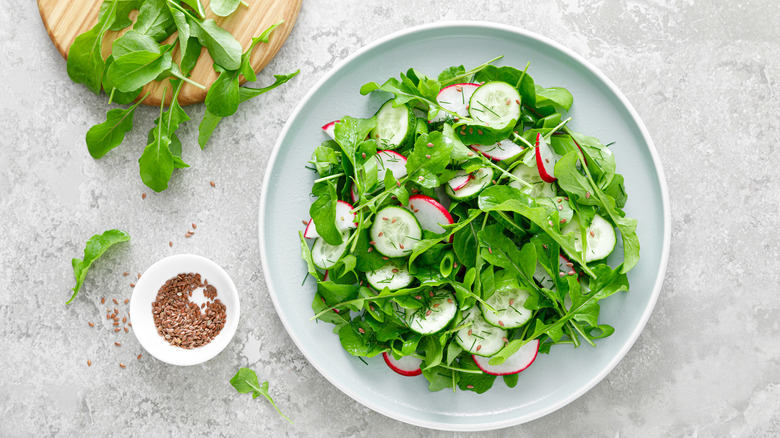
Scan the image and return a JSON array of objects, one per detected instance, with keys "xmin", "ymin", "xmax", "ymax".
[
  {"xmin": 407, "ymin": 195, "xmax": 454, "ymax": 242},
  {"xmin": 350, "ymin": 184, "xmax": 358, "ymax": 204},
  {"xmin": 303, "ymin": 200, "xmax": 357, "ymax": 239},
  {"xmin": 471, "ymin": 139, "xmax": 524, "ymax": 161},
  {"xmin": 447, "ymin": 171, "xmax": 473, "ymax": 191},
  {"xmin": 322, "ymin": 120, "xmax": 339, "ymax": 140},
  {"xmin": 534, "ymin": 133, "xmax": 558, "ymax": 183},
  {"xmin": 430, "ymin": 83, "xmax": 480, "ymax": 122},
  {"xmin": 472, "ymin": 339, "xmax": 539, "ymax": 376},
  {"xmin": 382, "ymin": 352, "xmax": 422, "ymax": 376},
  {"xmin": 375, "ymin": 150, "xmax": 408, "ymax": 181},
  {"xmin": 323, "ymin": 270, "xmax": 329, "ymax": 281}
]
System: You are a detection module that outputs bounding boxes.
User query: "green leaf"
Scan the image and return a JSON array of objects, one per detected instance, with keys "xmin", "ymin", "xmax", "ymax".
[
  {"xmin": 535, "ymin": 86, "xmax": 574, "ymax": 111},
  {"xmin": 337, "ymin": 319, "xmax": 385, "ymax": 357},
  {"xmin": 133, "ymin": 0, "xmax": 175, "ymax": 42},
  {"xmin": 190, "ymin": 18, "xmax": 242, "ymax": 70},
  {"xmin": 66, "ymin": 0, "xmax": 118, "ymax": 94},
  {"xmin": 334, "ymin": 116, "xmax": 377, "ymax": 168},
  {"xmin": 457, "ymin": 356, "xmax": 497, "ymax": 394},
  {"xmin": 178, "ymin": 0, "xmax": 206, "ymax": 18},
  {"xmin": 68, "ymin": 229, "xmax": 130, "ymax": 303},
  {"xmin": 421, "ymin": 366, "xmax": 458, "ymax": 392},
  {"xmin": 230, "ymin": 367, "xmax": 292, "ymax": 424},
  {"xmin": 168, "ymin": 5, "xmax": 191, "ymax": 62},
  {"xmin": 101, "ymin": 56, "xmax": 142, "ymax": 105},
  {"xmin": 209, "ymin": 0, "xmax": 241, "ymax": 16},
  {"xmin": 86, "ymin": 98, "xmax": 145, "ymax": 159},
  {"xmin": 437, "ymin": 65, "xmax": 465, "ymax": 84},
  {"xmin": 405, "ymin": 131, "xmax": 452, "ymax": 188},
  {"xmin": 99, "ymin": 0, "xmax": 143, "ymax": 31},
  {"xmin": 107, "ymin": 50, "xmax": 172, "ymax": 92},
  {"xmin": 309, "ymin": 180, "xmax": 342, "ymax": 245},
  {"xmin": 139, "ymin": 91, "xmax": 174, "ymax": 192},
  {"xmin": 111, "ymin": 30, "xmax": 159, "ymax": 58},
  {"xmin": 148, "ymin": 80, "xmax": 190, "ymax": 165},
  {"xmin": 180, "ymin": 37, "xmax": 202, "ymax": 76},
  {"xmin": 240, "ymin": 22, "xmax": 283, "ymax": 82},
  {"xmin": 205, "ymin": 66, "xmax": 240, "ymax": 117}
]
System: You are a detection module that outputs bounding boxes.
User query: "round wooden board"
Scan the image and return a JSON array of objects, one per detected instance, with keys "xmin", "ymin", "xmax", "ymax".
[{"xmin": 38, "ymin": 0, "xmax": 301, "ymax": 106}]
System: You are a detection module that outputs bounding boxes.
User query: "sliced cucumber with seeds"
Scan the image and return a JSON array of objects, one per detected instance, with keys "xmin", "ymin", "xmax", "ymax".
[
  {"xmin": 480, "ymin": 275, "xmax": 533, "ymax": 329},
  {"xmin": 365, "ymin": 259, "xmax": 413, "ymax": 291},
  {"xmin": 405, "ymin": 288, "xmax": 457, "ymax": 335},
  {"xmin": 445, "ymin": 167, "xmax": 493, "ymax": 201},
  {"xmin": 508, "ymin": 161, "xmax": 556, "ymax": 198},
  {"xmin": 455, "ymin": 306, "xmax": 507, "ymax": 357},
  {"xmin": 311, "ymin": 230, "xmax": 351, "ymax": 269},
  {"xmin": 370, "ymin": 100, "xmax": 414, "ymax": 150},
  {"xmin": 561, "ymin": 213, "xmax": 617, "ymax": 262},
  {"xmin": 370, "ymin": 206, "xmax": 422, "ymax": 258},
  {"xmin": 468, "ymin": 81, "xmax": 521, "ymax": 129}
]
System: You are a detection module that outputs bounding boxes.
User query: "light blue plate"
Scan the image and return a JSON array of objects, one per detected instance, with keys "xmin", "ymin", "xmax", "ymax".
[{"xmin": 259, "ymin": 22, "xmax": 670, "ymax": 431}]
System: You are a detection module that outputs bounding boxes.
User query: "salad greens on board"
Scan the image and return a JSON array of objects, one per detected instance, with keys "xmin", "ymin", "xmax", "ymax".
[
  {"xmin": 67, "ymin": 0, "xmax": 298, "ymax": 192},
  {"xmin": 299, "ymin": 57, "xmax": 639, "ymax": 393}
]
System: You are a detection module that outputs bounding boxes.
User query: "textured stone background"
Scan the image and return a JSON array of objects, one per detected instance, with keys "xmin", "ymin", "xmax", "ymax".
[{"xmin": 1, "ymin": 0, "xmax": 779, "ymax": 436}]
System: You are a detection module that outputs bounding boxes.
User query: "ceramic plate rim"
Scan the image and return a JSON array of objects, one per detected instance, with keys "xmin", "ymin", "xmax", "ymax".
[{"xmin": 258, "ymin": 21, "xmax": 670, "ymax": 431}]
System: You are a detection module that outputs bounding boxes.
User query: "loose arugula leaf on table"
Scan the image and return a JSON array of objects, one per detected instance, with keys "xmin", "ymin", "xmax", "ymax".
[
  {"xmin": 98, "ymin": 0, "xmax": 142, "ymax": 31},
  {"xmin": 133, "ymin": 0, "xmax": 175, "ymax": 42},
  {"xmin": 230, "ymin": 368, "xmax": 292, "ymax": 424},
  {"xmin": 205, "ymin": 65, "xmax": 241, "ymax": 117},
  {"xmin": 106, "ymin": 49, "xmax": 173, "ymax": 92},
  {"xmin": 86, "ymin": 93, "xmax": 149, "ymax": 158},
  {"xmin": 189, "ymin": 18, "xmax": 242, "ymax": 70},
  {"xmin": 68, "ymin": 229, "xmax": 130, "ymax": 304},
  {"xmin": 178, "ymin": 0, "xmax": 206, "ymax": 18},
  {"xmin": 112, "ymin": 30, "xmax": 159, "ymax": 58},
  {"xmin": 66, "ymin": 0, "xmax": 118, "ymax": 94}
]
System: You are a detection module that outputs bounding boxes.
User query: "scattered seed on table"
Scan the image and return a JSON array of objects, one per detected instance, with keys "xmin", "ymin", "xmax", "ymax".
[
  {"xmin": 130, "ymin": 283, "xmax": 135, "ymax": 288},
  {"xmin": 124, "ymin": 299, "xmax": 129, "ymax": 304},
  {"xmin": 124, "ymin": 327, "xmax": 129, "ymax": 333},
  {"xmin": 87, "ymin": 359, "xmax": 92, "ymax": 366},
  {"xmin": 115, "ymin": 342, "xmax": 121, "ymax": 347},
  {"xmin": 122, "ymin": 317, "xmax": 127, "ymax": 323},
  {"xmin": 100, "ymin": 297, "xmax": 105, "ymax": 304},
  {"xmin": 119, "ymin": 363, "xmax": 126, "ymax": 369},
  {"xmin": 142, "ymin": 193, "xmax": 147, "ymax": 200},
  {"xmin": 88, "ymin": 322, "xmax": 94, "ymax": 327},
  {"xmin": 137, "ymin": 354, "xmax": 142, "ymax": 360},
  {"xmin": 210, "ymin": 181, "xmax": 216, "ymax": 187},
  {"xmin": 169, "ymin": 241, "xmax": 173, "ymax": 247},
  {"xmin": 114, "ymin": 328, "xmax": 120, "ymax": 332}
]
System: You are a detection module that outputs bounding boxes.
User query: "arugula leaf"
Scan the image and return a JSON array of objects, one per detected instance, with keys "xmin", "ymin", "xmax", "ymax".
[
  {"xmin": 535, "ymin": 86, "xmax": 573, "ymax": 111},
  {"xmin": 189, "ymin": 18, "xmax": 242, "ymax": 70},
  {"xmin": 209, "ymin": 0, "xmax": 241, "ymax": 17},
  {"xmin": 457, "ymin": 356, "xmax": 497, "ymax": 393},
  {"xmin": 230, "ymin": 368, "xmax": 292, "ymax": 424},
  {"xmin": 337, "ymin": 319, "xmax": 385, "ymax": 357},
  {"xmin": 99, "ymin": 0, "xmax": 143, "ymax": 31},
  {"xmin": 112, "ymin": 30, "xmax": 159, "ymax": 59},
  {"xmin": 309, "ymin": 180, "xmax": 341, "ymax": 245},
  {"xmin": 405, "ymin": 131, "xmax": 452, "ymax": 188},
  {"xmin": 66, "ymin": 0, "xmax": 118, "ymax": 94},
  {"xmin": 437, "ymin": 65, "xmax": 465, "ymax": 83},
  {"xmin": 138, "ymin": 88, "xmax": 174, "ymax": 192},
  {"xmin": 333, "ymin": 116, "xmax": 377, "ymax": 168},
  {"xmin": 86, "ymin": 95, "xmax": 147, "ymax": 159},
  {"xmin": 239, "ymin": 22, "xmax": 283, "ymax": 82},
  {"xmin": 205, "ymin": 65, "xmax": 240, "ymax": 117},
  {"xmin": 421, "ymin": 366, "xmax": 457, "ymax": 392},
  {"xmin": 178, "ymin": 0, "xmax": 206, "ymax": 18},
  {"xmin": 107, "ymin": 49, "xmax": 173, "ymax": 92},
  {"xmin": 179, "ymin": 37, "xmax": 203, "ymax": 76},
  {"xmin": 133, "ymin": 0, "xmax": 175, "ymax": 42},
  {"xmin": 101, "ymin": 56, "xmax": 142, "ymax": 105},
  {"xmin": 68, "ymin": 229, "xmax": 130, "ymax": 304},
  {"xmin": 148, "ymin": 79, "xmax": 190, "ymax": 166}
]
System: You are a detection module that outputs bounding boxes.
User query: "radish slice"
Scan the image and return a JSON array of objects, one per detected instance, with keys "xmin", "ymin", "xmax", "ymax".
[
  {"xmin": 471, "ymin": 139, "xmax": 524, "ymax": 161},
  {"xmin": 472, "ymin": 339, "xmax": 539, "ymax": 376},
  {"xmin": 375, "ymin": 150, "xmax": 407, "ymax": 181},
  {"xmin": 383, "ymin": 352, "xmax": 422, "ymax": 376},
  {"xmin": 407, "ymin": 195, "xmax": 454, "ymax": 242},
  {"xmin": 323, "ymin": 270, "xmax": 329, "ymax": 281},
  {"xmin": 303, "ymin": 200, "xmax": 356, "ymax": 239},
  {"xmin": 534, "ymin": 133, "xmax": 558, "ymax": 183},
  {"xmin": 447, "ymin": 171, "xmax": 473, "ymax": 191},
  {"xmin": 430, "ymin": 83, "xmax": 480, "ymax": 122},
  {"xmin": 322, "ymin": 120, "xmax": 339, "ymax": 140}
]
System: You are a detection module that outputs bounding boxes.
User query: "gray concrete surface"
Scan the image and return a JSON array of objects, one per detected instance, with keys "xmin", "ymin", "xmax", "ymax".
[{"xmin": 2, "ymin": 0, "xmax": 779, "ymax": 436}]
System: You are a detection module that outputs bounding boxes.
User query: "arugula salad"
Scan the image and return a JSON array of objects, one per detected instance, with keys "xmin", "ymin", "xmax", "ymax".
[{"xmin": 299, "ymin": 57, "xmax": 639, "ymax": 393}]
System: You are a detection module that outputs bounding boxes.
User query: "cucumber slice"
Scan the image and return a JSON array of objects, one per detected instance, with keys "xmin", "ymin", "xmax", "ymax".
[
  {"xmin": 455, "ymin": 306, "xmax": 507, "ymax": 357},
  {"xmin": 370, "ymin": 100, "xmax": 414, "ymax": 150},
  {"xmin": 480, "ymin": 283, "xmax": 532, "ymax": 329},
  {"xmin": 370, "ymin": 206, "xmax": 422, "ymax": 258},
  {"xmin": 508, "ymin": 162, "xmax": 556, "ymax": 198},
  {"xmin": 365, "ymin": 259, "xmax": 413, "ymax": 291},
  {"xmin": 405, "ymin": 288, "xmax": 457, "ymax": 335},
  {"xmin": 445, "ymin": 167, "xmax": 493, "ymax": 201},
  {"xmin": 468, "ymin": 82, "xmax": 521, "ymax": 129},
  {"xmin": 311, "ymin": 230, "xmax": 351, "ymax": 269},
  {"xmin": 561, "ymin": 213, "xmax": 617, "ymax": 262}
]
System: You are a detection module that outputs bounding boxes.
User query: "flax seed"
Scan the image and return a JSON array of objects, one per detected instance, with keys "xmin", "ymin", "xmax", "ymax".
[
  {"xmin": 590, "ymin": 231, "xmax": 595, "ymax": 237},
  {"xmin": 560, "ymin": 218, "xmax": 567, "ymax": 224},
  {"xmin": 101, "ymin": 297, "xmax": 105, "ymax": 304},
  {"xmin": 515, "ymin": 99, "xmax": 520, "ymax": 104},
  {"xmin": 368, "ymin": 248, "xmax": 373, "ymax": 252},
  {"xmin": 476, "ymin": 345, "xmax": 482, "ymax": 351},
  {"xmin": 124, "ymin": 327, "xmax": 129, "ymax": 333},
  {"xmin": 122, "ymin": 273, "xmax": 128, "ymax": 278},
  {"xmin": 88, "ymin": 322, "xmax": 94, "ymax": 327},
  {"xmin": 142, "ymin": 193, "xmax": 147, "ymax": 200},
  {"xmin": 358, "ymin": 328, "xmax": 365, "ymax": 334},
  {"xmin": 467, "ymin": 384, "xmax": 474, "ymax": 389},
  {"xmin": 115, "ymin": 342, "xmax": 121, "ymax": 347},
  {"xmin": 447, "ymin": 298, "xmax": 453, "ymax": 303},
  {"xmin": 502, "ymin": 337, "xmax": 509, "ymax": 343},
  {"xmin": 467, "ymin": 151, "xmax": 474, "ymax": 156},
  {"xmin": 433, "ymin": 303, "xmax": 440, "ymax": 308},
  {"xmin": 468, "ymin": 329, "xmax": 472, "ymax": 336},
  {"xmin": 378, "ymin": 232, "xmax": 384, "ymax": 237},
  {"xmin": 399, "ymin": 244, "xmax": 404, "ymax": 249},
  {"xmin": 426, "ymin": 142, "xmax": 433, "ymax": 148},
  {"xmin": 113, "ymin": 298, "xmax": 119, "ymax": 304},
  {"xmin": 509, "ymin": 299, "xmax": 514, "ymax": 305},
  {"xmin": 429, "ymin": 291, "xmax": 434, "ymax": 297},
  {"xmin": 415, "ymin": 295, "xmax": 422, "ymax": 300},
  {"xmin": 114, "ymin": 328, "xmax": 121, "ymax": 332},
  {"xmin": 210, "ymin": 181, "xmax": 215, "ymax": 187},
  {"xmin": 130, "ymin": 283, "xmax": 135, "ymax": 288},
  {"xmin": 498, "ymin": 321, "xmax": 504, "ymax": 327},
  {"xmin": 425, "ymin": 310, "xmax": 432, "ymax": 316},
  {"xmin": 169, "ymin": 241, "xmax": 173, "ymax": 247},
  {"xmin": 585, "ymin": 191, "xmax": 590, "ymax": 199},
  {"xmin": 382, "ymin": 256, "xmax": 388, "ymax": 260},
  {"xmin": 119, "ymin": 363, "xmax": 126, "ymax": 368},
  {"xmin": 392, "ymin": 269, "xmax": 399, "ymax": 273}
]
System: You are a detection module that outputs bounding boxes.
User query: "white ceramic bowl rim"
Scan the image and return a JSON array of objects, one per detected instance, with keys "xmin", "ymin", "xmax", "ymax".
[
  {"xmin": 129, "ymin": 254, "xmax": 241, "ymax": 366},
  {"xmin": 258, "ymin": 21, "xmax": 671, "ymax": 430}
]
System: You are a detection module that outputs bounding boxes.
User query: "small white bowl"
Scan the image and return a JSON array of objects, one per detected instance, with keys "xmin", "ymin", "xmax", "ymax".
[{"xmin": 130, "ymin": 254, "xmax": 240, "ymax": 366}]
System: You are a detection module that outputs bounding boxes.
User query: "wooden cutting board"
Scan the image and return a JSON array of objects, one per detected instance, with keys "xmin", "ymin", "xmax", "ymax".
[{"xmin": 38, "ymin": 0, "xmax": 301, "ymax": 106}]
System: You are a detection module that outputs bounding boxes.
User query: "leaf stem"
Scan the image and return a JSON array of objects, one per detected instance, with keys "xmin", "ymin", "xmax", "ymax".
[
  {"xmin": 441, "ymin": 55, "xmax": 504, "ymax": 86},
  {"xmin": 313, "ymin": 173, "xmax": 345, "ymax": 184}
]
